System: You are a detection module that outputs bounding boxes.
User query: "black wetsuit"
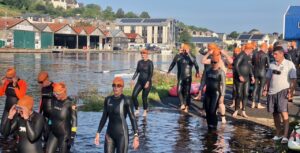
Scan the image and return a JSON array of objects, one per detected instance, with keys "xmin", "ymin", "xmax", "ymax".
[
  {"xmin": 39, "ymin": 82, "xmax": 53, "ymax": 141},
  {"xmin": 252, "ymin": 51, "xmax": 269, "ymax": 103},
  {"xmin": 46, "ymin": 97, "xmax": 77, "ymax": 153},
  {"xmin": 97, "ymin": 94, "xmax": 138, "ymax": 153},
  {"xmin": 168, "ymin": 52, "xmax": 199, "ymax": 107},
  {"xmin": 202, "ymin": 68, "xmax": 226, "ymax": 129},
  {"xmin": 234, "ymin": 51, "xmax": 253, "ymax": 111},
  {"xmin": 3, "ymin": 112, "xmax": 44, "ymax": 153},
  {"xmin": 1, "ymin": 81, "xmax": 19, "ymax": 134},
  {"xmin": 132, "ymin": 60, "xmax": 154, "ymax": 110}
]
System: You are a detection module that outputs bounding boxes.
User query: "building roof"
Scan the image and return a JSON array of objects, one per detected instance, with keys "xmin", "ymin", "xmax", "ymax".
[
  {"xmin": 115, "ymin": 18, "xmax": 174, "ymax": 26},
  {"xmin": 104, "ymin": 29, "xmax": 126, "ymax": 38},
  {"xmin": 125, "ymin": 33, "xmax": 139, "ymax": 39},
  {"xmin": 22, "ymin": 13, "xmax": 51, "ymax": 18},
  {"xmin": 73, "ymin": 27, "xmax": 84, "ymax": 34},
  {"xmin": 0, "ymin": 18, "xmax": 23, "ymax": 30},
  {"xmin": 286, "ymin": 6, "xmax": 300, "ymax": 16},
  {"xmin": 191, "ymin": 37, "xmax": 222, "ymax": 43},
  {"xmin": 33, "ymin": 23, "xmax": 48, "ymax": 31},
  {"xmin": 237, "ymin": 34, "xmax": 252, "ymax": 40},
  {"xmin": 83, "ymin": 26, "xmax": 97, "ymax": 35},
  {"xmin": 48, "ymin": 23, "xmax": 68, "ymax": 32},
  {"xmin": 250, "ymin": 34, "xmax": 265, "ymax": 40}
]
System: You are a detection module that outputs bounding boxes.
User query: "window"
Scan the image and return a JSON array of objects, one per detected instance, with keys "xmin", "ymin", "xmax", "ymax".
[
  {"xmin": 119, "ymin": 26, "xmax": 124, "ymax": 31},
  {"xmin": 131, "ymin": 26, "xmax": 135, "ymax": 33},
  {"xmin": 158, "ymin": 37, "xmax": 162, "ymax": 44}
]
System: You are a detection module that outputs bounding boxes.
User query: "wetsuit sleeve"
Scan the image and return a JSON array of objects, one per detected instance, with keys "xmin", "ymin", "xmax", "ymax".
[
  {"xmin": 147, "ymin": 61, "xmax": 154, "ymax": 82},
  {"xmin": 265, "ymin": 54, "xmax": 270, "ymax": 69},
  {"xmin": 234, "ymin": 54, "xmax": 243, "ymax": 77},
  {"xmin": 168, "ymin": 54, "xmax": 179, "ymax": 73},
  {"xmin": 189, "ymin": 54, "xmax": 199, "ymax": 73},
  {"xmin": 71, "ymin": 104, "xmax": 78, "ymax": 133},
  {"xmin": 132, "ymin": 61, "xmax": 140, "ymax": 80},
  {"xmin": 0, "ymin": 80, "xmax": 9, "ymax": 96},
  {"xmin": 14, "ymin": 80, "xmax": 27, "ymax": 99},
  {"xmin": 26, "ymin": 114, "xmax": 44, "ymax": 142},
  {"xmin": 125, "ymin": 98, "xmax": 138, "ymax": 134},
  {"xmin": 220, "ymin": 70, "xmax": 226, "ymax": 96},
  {"xmin": 3, "ymin": 115, "xmax": 18, "ymax": 138},
  {"xmin": 97, "ymin": 98, "xmax": 108, "ymax": 133},
  {"xmin": 199, "ymin": 70, "xmax": 207, "ymax": 91}
]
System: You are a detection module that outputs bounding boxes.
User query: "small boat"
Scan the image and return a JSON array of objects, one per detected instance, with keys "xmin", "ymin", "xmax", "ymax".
[
  {"xmin": 168, "ymin": 83, "xmax": 200, "ymax": 97},
  {"xmin": 114, "ymin": 73, "xmax": 134, "ymax": 78},
  {"xmin": 288, "ymin": 124, "xmax": 300, "ymax": 151}
]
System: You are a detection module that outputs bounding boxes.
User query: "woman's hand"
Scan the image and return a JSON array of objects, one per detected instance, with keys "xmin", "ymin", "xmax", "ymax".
[
  {"xmin": 94, "ymin": 133, "xmax": 100, "ymax": 146},
  {"xmin": 132, "ymin": 136, "xmax": 139, "ymax": 150}
]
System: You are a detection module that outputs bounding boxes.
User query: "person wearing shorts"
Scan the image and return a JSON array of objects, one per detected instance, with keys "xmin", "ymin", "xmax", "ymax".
[{"xmin": 264, "ymin": 46, "xmax": 297, "ymax": 144}]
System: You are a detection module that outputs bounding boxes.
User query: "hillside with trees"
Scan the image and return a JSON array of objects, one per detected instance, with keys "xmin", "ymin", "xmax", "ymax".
[{"xmin": 0, "ymin": 0, "xmax": 151, "ymax": 20}]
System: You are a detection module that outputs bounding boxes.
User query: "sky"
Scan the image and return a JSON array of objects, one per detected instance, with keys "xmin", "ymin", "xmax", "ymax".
[{"xmin": 77, "ymin": 0, "xmax": 299, "ymax": 34}]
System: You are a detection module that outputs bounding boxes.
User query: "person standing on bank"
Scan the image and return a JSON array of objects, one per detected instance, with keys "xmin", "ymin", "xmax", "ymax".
[
  {"xmin": 251, "ymin": 43, "xmax": 270, "ymax": 109},
  {"xmin": 131, "ymin": 49, "xmax": 154, "ymax": 117},
  {"xmin": 263, "ymin": 46, "xmax": 297, "ymax": 144},
  {"xmin": 168, "ymin": 43, "xmax": 200, "ymax": 113},
  {"xmin": 0, "ymin": 67, "xmax": 27, "ymax": 134},
  {"xmin": 95, "ymin": 77, "xmax": 139, "ymax": 153},
  {"xmin": 232, "ymin": 43, "xmax": 255, "ymax": 118}
]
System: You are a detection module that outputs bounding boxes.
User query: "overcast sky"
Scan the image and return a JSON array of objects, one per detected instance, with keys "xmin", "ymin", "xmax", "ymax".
[{"xmin": 77, "ymin": 0, "xmax": 300, "ymax": 34}]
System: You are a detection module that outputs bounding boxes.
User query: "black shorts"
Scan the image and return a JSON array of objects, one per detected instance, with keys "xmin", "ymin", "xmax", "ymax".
[{"xmin": 267, "ymin": 89, "xmax": 289, "ymax": 113}]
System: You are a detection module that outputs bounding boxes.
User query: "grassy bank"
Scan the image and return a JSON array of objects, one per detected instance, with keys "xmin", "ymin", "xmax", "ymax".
[
  {"xmin": 79, "ymin": 70, "xmax": 178, "ymax": 112},
  {"xmin": 0, "ymin": 4, "xmax": 21, "ymax": 17}
]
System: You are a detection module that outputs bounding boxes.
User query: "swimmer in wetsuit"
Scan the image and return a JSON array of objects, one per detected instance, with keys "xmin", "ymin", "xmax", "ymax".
[
  {"xmin": 229, "ymin": 47, "xmax": 242, "ymax": 108},
  {"xmin": 200, "ymin": 45, "xmax": 232, "ymax": 123},
  {"xmin": 201, "ymin": 55, "xmax": 226, "ymax": 130},
  {"xmin": 37, "ymin": 71, "xmax": 54, "ymax": 142},
  {"xmin": 131, "ymin": 49, "xmax": 153, "ymax": 117},
  {"xmin": 3, "ymin": 95, "xmax": 44, "ymax": 153},
  {"xmin": 95, "ymin": 77, "xmax": 139, "ymax": 153},
  {"xmin": 232, "ymin": 43, "xmax": 255, "ymax": 118},
  {"xmin": 46, "ymin": 82, "xmax": 77, "ymax": 153},
  {"xmin": 251, "ymin": 43, "xmax": 269, "ymax": 109},
  {"xmin": 0, "ymin": 67, "xmax": 27, "ymax": 134},
  {"xmin": 168, "ymin": 43, "xmax": 200, "ymax": 113}
]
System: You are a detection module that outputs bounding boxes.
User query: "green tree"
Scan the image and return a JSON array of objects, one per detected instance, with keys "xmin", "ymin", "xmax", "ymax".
[
  {"xmin": 139, "ymin": 11, "xmax": 150, "ymax": 18},
  {"xmin": 178, "ymin": 30, "xmax": 191, "ymax": 43},
  {"xmin": 115, "ymin": 8, "xmax": 125, "ymax": 18},
  {"xmin": 228, "ymin": 31, "xmax": 239, "ymax": 39},
  {"xmin": 82, "ymin": 4, "xmax": 101, "ymax": 18},
  {"xmin": 102, "ymin": 6, "xmax": 115, "ymax": 20},
  {"xmin": 125, "ymin": 11, "xmax": 138, "ymax": 18}
]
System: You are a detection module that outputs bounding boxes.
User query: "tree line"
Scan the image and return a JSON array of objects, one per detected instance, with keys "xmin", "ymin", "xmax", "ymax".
[{"xmin": 0, "ymin": 0, "xmax": 151, "ymax": 20}]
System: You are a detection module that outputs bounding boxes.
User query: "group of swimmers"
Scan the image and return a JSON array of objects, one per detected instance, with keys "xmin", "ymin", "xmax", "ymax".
[
  {"xmin": 0, "ymin": 69, "xmax": 77, "ymax": 153},
  {"xmin": 0, "ymin": 40, "xmax": 298, "ymax": 152}
]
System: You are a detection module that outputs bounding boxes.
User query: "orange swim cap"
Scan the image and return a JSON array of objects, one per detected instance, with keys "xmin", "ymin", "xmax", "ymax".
[
  {"xmin": 140, "ymin": 49, "xmax": 149, "ymax": 54},
  {"xmin": 234, "ymin": 47, "xmax": 241, "ymax": 55},
  {"xmin": 208, "ymin": 43, "xmax": 218, "ymax": 51},
  {"xmin": 251, "ymin": 41, "xmax": 257, "ymax": 48},
  {"xmin": 260, "ymin": 43, "xmax": 268, "ymax": 50},
  {"xmin": 113, "ymin": 77, "xmax": 124, "ymax": 87},
  {"xmin": 181, "ymin": 43, "xmax": 190, "ymax": 51},
  {"xmin": 53, "ymin": 82, "xmax": 67, "ymax": 94},
  {"xmin": 268, "ymin": 45, "xmax": 273, "ymax": 52},
  {"xmin": 245, "ymin": 43, "xmax": 254, "ymax": 50},
  {"xmin": 212, "ymin": 47, "xmax": 221, "ymax": 56},
  {"xmin": 17, "ymin": 95, "xmax": 34, "ymax": 111},
  {"xmin": 38, "ymin": 71, "xmax": 48, "ymax": 82},
  {"xmin": 6, "ymin": 67, "xmax": 16, "ymax": 78}
]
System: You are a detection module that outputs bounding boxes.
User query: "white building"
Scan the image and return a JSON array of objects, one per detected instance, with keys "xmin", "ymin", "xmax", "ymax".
[
  {"xmin": 115, "ymin": 18, "xmax": 176, "ymax": 48},
  {"xmin": 45, "ymin": 0, "xmax": 79, "ymax": 9}
]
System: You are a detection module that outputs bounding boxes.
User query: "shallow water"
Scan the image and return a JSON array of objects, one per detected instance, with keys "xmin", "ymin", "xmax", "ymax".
[{"xmin": 0, "ymin": 53, "xmax": 278, "ymax": 152}]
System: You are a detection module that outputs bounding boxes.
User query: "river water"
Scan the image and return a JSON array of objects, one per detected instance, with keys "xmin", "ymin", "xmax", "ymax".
[{"xmin": 0, "ymin": 52, "xmax": 277, "ymax": 152}]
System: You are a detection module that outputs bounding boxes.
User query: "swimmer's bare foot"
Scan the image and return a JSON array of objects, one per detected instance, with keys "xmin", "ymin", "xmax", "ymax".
[
  {"xmin": 257, "ymin": 103, "xmax": 265, "ymax": 109},
  {"xmin": 199, "ymin": 109, "xmax": 206, "ymax": 117},
  {"xmin": 183, "ymin": 106, "xmax": 189, "ymax": 113},
  {"xmin": 143, "ymin": 110, "xmax": 148, "ymax": 117},
  {"xmin": 221, "ymin": 115, "xmax": 227, "ymax": 124},
  {"xmin": 241, "ymin": 111, "xmax": 248, "ymax": 118},
  {"xmin": 232, "ymin": 110, "xmax": 238, "ymax": 118},
  {"xmin": 251, "ymin": 102, "xmax": 255, "ymax": 108},
  {"xmin": 229, "ymin": 102, "xmax": 235, "ymax": 108},
  {"xmin": 134, "ymin": 109, "xmax": 139, "ymax": 116},
  {"xmin": 180, "ymin": 104, "xmax": 186, "ymax": 110}
]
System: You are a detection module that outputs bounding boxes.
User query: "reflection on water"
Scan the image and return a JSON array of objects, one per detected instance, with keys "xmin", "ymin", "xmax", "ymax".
[{"xmin": 0, "ymin": 53, "xmax": 276, "ymax": 152}]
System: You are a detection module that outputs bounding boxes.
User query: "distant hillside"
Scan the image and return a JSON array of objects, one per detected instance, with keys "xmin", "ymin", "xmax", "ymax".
[{"xmin": 0, "ymin": 4, "xmax": 21, "ymax": 17}]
